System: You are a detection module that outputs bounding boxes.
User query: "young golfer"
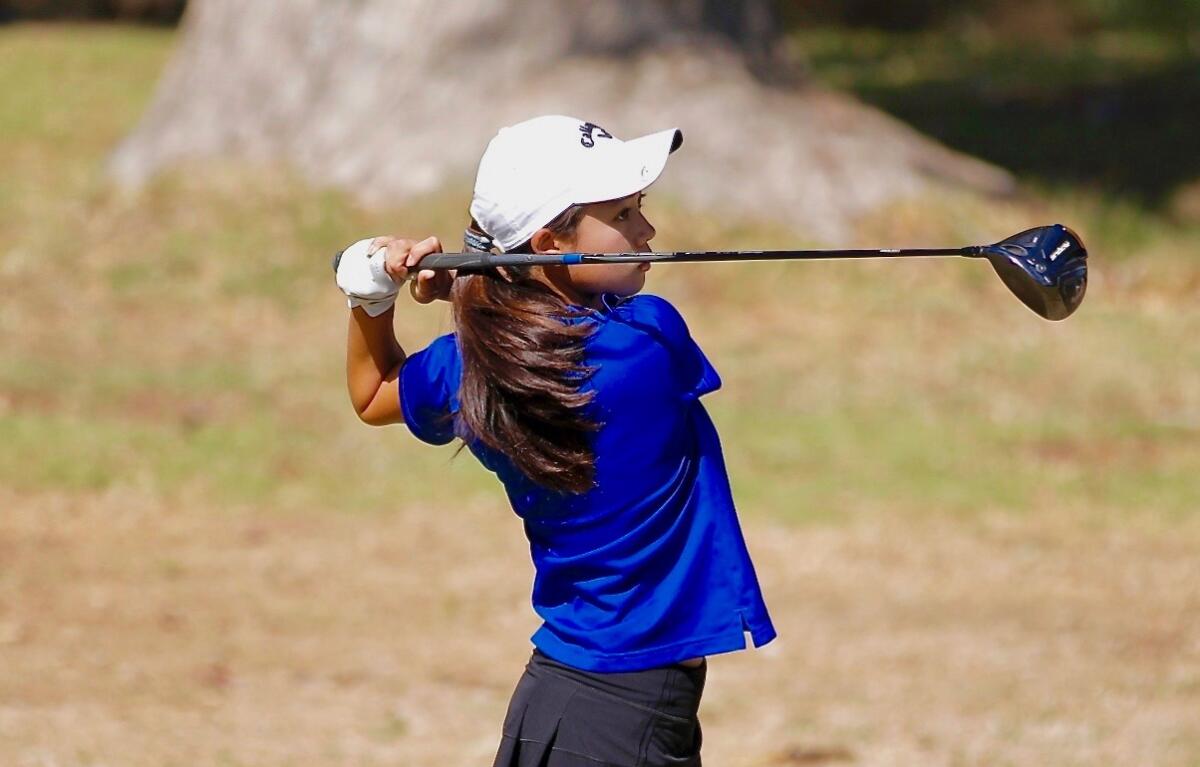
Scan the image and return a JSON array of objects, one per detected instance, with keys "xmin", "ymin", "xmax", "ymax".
[{"xmin": 339, "ymin": 115, "xmax": 775, "ymax": 766}]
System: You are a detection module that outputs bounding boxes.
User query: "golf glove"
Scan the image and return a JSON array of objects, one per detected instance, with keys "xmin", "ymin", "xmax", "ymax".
[{"xmin": 336, "ymin": 237, "xmax": 400, "ymax": 317}]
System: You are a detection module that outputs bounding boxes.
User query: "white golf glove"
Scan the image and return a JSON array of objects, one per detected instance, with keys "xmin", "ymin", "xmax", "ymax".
[{"xmin": 336, "ymin": 237, "xmax": 400, "ymax": 317}]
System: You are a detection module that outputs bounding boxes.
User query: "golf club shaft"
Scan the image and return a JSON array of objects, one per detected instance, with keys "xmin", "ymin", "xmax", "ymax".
[{"xmin": 406, "ymin": 246, "xmax": 982, "ymax": 271}]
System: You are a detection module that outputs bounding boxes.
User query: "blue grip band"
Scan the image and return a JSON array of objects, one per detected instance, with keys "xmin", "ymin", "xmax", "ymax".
[{"xmin": 563, "ymin": 253, "xmax": 583, "ymax": 265}]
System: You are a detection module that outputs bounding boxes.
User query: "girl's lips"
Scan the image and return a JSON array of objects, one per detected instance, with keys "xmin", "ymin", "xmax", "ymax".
[{"xmin": 638, "ymin": 262, "xmax": 651, "ymax": 272}]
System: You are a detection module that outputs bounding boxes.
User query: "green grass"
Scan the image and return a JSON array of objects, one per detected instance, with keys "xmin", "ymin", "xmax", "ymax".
[
  {"xmin": 0, "ymin": 25, "xmax": 168, "ymax": 143},
  {"xmin": 0, "ymin": 407, "xmax": 497, "ymax": 510},
  {"xmin": 1, "ymin": 22, "xmax": 1196, "ymax": 527},
  {"xmin": 717, "ymin": 401, "xmax": 1200, "ymax": 524}
]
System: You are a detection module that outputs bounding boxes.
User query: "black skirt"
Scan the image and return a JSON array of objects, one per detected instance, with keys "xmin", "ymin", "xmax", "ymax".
[{"xmin": 492, "ymin": 650, "xmax": 707, "ymax": 767}]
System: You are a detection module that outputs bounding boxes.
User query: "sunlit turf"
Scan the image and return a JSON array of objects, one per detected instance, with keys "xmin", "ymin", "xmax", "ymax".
[
  {"xmin": 0, "ymin": 407, "xmax": 499, "ymax": 510},
  {"xmin": 1, "ymin": 23, "xmax": 1196, "ymax": 527},
  {"xmin": 0, "ymin": 24, "xmax": 169, "ymax": 143},
  {"xmin": 717, "ymin": 402, "xmax": 1200, "ymax": 524}
]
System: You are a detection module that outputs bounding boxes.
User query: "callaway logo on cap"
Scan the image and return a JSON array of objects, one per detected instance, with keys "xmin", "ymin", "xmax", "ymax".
[{"xmin": 470, "ymin": 115, "xmax": 684, "ymax": 252}]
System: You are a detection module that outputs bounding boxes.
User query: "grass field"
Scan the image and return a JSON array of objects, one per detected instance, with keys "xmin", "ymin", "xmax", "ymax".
[{"xmin": 1, "ymin": 23, "xmax": 1198, "ymax": 767}]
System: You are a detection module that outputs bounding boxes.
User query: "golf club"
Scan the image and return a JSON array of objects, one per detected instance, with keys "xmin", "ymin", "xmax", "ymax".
[{"xmin": 334, "ymin": 224, "xmax": 1088, "ymax": 321}]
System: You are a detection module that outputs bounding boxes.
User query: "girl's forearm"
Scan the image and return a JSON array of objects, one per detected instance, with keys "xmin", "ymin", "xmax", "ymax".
[{"xmin": 346, "ymin": 306, "xmax": 406, "ymax": 425}]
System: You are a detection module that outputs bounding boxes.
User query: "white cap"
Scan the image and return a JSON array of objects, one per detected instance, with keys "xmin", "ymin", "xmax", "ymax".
[{"xmin": 469, "ymin": 115, "xmax": 683, "ymax": 252}]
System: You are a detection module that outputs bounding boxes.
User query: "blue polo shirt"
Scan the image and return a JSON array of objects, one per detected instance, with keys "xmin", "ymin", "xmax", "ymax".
[{"xmin": 398, "ymin": 293, "xmax": 775, "ymax": 672}]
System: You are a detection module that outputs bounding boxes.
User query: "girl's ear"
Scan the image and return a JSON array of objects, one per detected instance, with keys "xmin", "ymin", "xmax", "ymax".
[{"xmin": 531, "ymin": 227, "xmax": 569, "ymax": 255}]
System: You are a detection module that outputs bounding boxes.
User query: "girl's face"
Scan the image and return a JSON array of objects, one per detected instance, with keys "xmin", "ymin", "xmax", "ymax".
[{"xmin": 536, "ymin": 192, "xmax": 657, "ymax": 305}]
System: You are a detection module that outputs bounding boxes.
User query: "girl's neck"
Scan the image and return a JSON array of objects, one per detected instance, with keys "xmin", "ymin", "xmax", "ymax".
[{"xmin": 538, "ymin": 265, "xmax": 604, "ymax": 311}]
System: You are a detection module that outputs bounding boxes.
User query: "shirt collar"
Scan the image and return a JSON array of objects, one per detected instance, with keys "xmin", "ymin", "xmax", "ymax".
[{"xmin": 563, "ymin": 292, "xmax": 624, "ymax": 322}]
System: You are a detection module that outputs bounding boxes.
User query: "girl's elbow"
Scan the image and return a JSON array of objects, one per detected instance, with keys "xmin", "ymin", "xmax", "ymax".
[
  {"xmin": 348, "ymin": 394, "xmax": 376, "ymax": 425},
  {"xmin": 353, "ymin": 400, "xmax": 387, "ymax": 427},
  {"xmin": 355, "ymin": 408, "xmax": 383, "ymax": 427},
  {"xmin": 358, "ymin": 410, "xmax": 401, "ymax": 427},
  {"xmin": 354, "ymin": 393, "xmax": 405, "ymax": 427}
]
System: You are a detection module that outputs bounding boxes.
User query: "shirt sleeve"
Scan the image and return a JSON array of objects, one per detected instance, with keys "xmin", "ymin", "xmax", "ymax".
[
  {"xmin": 398, "ymin": 333, "xmax": 461, "ymax": 445},
  {"xmin": 624, "ymin": 295, "xmax": 722, "ymax": 400}
]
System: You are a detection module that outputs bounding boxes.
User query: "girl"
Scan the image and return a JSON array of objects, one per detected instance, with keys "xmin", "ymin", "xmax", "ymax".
[{"xmin": 341, "ymin": 115, "xmax": 775, "ymax": 767}]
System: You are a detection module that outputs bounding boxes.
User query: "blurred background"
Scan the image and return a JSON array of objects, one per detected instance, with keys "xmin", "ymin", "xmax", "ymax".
[{"xmin": 1, "ymin": 2, "xmax": 1197, "ymax": 766}]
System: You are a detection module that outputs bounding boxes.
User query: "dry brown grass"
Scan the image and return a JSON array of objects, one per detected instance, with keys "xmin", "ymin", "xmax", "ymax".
[{"xmin": 3, "ymin": 487, "xmax": 1198, "ymax": 766}]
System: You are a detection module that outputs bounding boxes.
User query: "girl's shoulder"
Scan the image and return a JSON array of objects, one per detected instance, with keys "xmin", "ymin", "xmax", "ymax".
[
  {"xmin": 593, "ymin": 292, "xmax": 722, "ymax": 402},
  {"xmin": 404, "ymin": 332, "xmax": 461, "ymax": 385},
  {"xmin": 415, "ymin": 331, "xmax": 460, "ymax": 364},
  {"xmin": 603, "ymin": 293, "xmax": 692, "ymax": 340}
]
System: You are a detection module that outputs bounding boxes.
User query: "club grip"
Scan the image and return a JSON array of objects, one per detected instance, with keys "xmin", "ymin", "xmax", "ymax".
[
  {"xmin": 332, "ymin": 248, "xmax": 487, "ymax": 275},
  {"xmin": 413, "ymin": 252, "xmax": 490, "ymax": 270},
  {"xmin": 397, "ymin": 252, "xmax": 566, "ymax": 271}
]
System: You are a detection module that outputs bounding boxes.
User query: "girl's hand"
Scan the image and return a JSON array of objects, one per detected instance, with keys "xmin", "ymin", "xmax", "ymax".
[{"xmin": 369, "ymin": 235, "xmax": 453, "ymax": 304}]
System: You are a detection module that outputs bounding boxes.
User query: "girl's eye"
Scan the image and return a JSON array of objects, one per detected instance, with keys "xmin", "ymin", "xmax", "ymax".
[{"xmin": 615, "ymin": 196, "xmax": 643, "ymax": 222}]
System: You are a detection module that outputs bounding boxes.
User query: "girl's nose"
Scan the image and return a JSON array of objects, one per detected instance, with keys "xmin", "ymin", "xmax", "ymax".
[{"xmin": 639, "ymin": 215, "xmax": 657, "ymax": 248}]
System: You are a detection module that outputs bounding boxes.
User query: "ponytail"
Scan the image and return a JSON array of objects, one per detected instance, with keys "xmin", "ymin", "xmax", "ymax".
[{"xmin": 452, "ymin": 207, "xmax": 599, "ymax": 494}]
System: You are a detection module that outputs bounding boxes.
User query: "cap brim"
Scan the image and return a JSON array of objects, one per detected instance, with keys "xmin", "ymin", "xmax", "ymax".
[{"xmin": 576, "ymin": 127, "xmax": 683, "ymax": 205}]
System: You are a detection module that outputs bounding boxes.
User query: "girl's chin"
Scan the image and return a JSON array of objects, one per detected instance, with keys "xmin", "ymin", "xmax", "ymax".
[{"xmin": 613, "ymin": 277, "xmax": 647, "ymax": 297}]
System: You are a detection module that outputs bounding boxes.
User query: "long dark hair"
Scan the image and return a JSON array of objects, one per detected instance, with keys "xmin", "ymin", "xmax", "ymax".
[{"xmin": 451, "ymin": 205, "xmax": 600, "ymax": 494}]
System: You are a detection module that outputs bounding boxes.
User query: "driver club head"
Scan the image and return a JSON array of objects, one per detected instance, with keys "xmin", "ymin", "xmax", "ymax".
[{"xmin": 982, "ymin": 224, "xmax": 1088, "ymax": 321}]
